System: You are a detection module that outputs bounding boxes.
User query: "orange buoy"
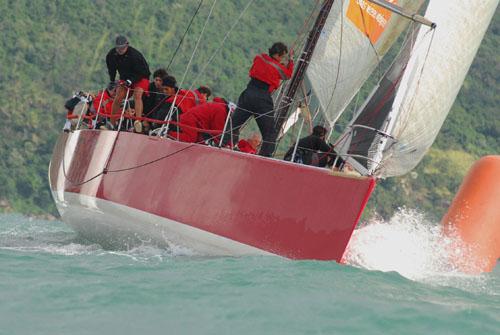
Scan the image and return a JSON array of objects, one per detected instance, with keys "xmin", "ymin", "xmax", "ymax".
[{"xmin": 441, "ymin": 156, "xmax": 500, "ymax": 273}]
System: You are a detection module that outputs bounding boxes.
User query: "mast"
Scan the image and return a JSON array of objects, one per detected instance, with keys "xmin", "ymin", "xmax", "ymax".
[{"xmin": 274, "ymin": 0, "xmax": 334, "ymax": 138}]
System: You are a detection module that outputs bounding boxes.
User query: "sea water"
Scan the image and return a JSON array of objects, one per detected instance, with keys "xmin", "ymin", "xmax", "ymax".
[{"xmin": 0, "ymin": 212, "xmax": 498, "ymax": 335}]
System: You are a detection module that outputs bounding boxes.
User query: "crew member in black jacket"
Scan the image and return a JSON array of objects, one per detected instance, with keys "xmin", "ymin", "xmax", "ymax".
[
  {"xmin": 284, "ymin": 125, "xmax": 343, "ymax": 168},
  {"xmin": 106, "ymin": 35, "xmax": 151, "ymax": 132}
]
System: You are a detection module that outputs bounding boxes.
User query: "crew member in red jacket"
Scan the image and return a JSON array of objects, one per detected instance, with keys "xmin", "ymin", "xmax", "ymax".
[
  {"xmin": 165, "ymin": 87, "xmax": 211, "ymax": 117},
  {"xmin": 229, "ymin": 42, "xmax": 294, "ymax": 157},
  {"xmin": 169, "ymin": 97, "xmax": 232, "ymax": 144},
  {"xmin": 92, "ymin": 81, "xmax": 117, "ymax": 117},
  {"xmin": 175, "ymin": 86, "xmax": 212, "ymax": 112},
  {"xmin": 237, "ymin": 132, "xmax": 262, "ymax": 154},
  {"xmin": 156, "ymin": 82, "xmax": 211, "ymax": 132}
]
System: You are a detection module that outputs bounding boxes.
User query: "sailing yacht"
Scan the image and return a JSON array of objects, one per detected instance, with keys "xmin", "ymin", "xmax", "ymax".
[{"xmin": 49, "ymin": 0, "xmax": 498, "ymax": 260}]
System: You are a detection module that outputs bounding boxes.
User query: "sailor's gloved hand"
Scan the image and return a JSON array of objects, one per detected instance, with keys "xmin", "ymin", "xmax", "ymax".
[
  {"xmin": 204, "ymin": 139, "xmax": 215, "ymax": 146},
  {"xmin": 118, "ymin": 80, "xmax": 132, "ymax": 87}
]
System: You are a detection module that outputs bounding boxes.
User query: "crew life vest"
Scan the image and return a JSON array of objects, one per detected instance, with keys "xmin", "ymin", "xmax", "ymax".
[{"xmin": 248, "ymin": 53, "xmax": 294, "ymax": 93}]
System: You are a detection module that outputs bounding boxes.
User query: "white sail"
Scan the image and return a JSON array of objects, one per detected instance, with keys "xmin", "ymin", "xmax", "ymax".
[
  {"xmin": 305, "ymin": 0, "xmax": 424, "ymax": 126},
  {"xmin": 374, "ymin": 0, "xmax": 498, "ymax": 177}
]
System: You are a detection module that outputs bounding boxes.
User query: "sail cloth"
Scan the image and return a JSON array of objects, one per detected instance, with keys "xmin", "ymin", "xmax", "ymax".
[
  {"xmin": 304, "ymin": 0, "xmax": 425, "ymax": 126},
  {"xmin": 338, "ymin": 0, "xmax": 498, "ymax": 177},
  {"xmin": 334, "ymin": 23, "xmax": 420, "ymax": 175}
]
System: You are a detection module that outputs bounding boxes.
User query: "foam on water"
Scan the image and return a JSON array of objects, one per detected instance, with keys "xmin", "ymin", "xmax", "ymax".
[
  {"xmin": 343, "ymin": 208, "xmax": 494, "ymax": 292},
  {"xmin": 1, "ymin": 213, "xmax": 499, "ymax": 334},
  {"xmin": 0, "ymin": 214, "xmax": 193, "ymax": 261},
  {"xmin": 1, "ymin": 212, "xmax": 496, "ymax": 289}
]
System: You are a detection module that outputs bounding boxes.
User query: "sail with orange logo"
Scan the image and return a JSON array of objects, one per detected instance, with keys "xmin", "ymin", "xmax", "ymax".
[
  {"xmin": 335, "ymin": 0, "xmax": 498, "ymax": 177},
  {"xmin": 303, "ymin": 0, "xmax": 425, "ymax": 127},
  {"xmin": 346, "ymin": 0, "xmax": 397, "ymax": 44}
]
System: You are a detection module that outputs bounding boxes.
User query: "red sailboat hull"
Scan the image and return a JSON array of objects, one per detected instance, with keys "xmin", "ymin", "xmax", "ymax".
[{"xmin": 49, "ymin": 130, "xmax": 375, "ymax": 260}]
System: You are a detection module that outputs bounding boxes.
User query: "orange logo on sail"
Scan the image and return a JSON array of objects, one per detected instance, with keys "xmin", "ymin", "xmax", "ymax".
[{"xmin": 347, "ymin": 0, "xmax": 395, "ymax": 44}]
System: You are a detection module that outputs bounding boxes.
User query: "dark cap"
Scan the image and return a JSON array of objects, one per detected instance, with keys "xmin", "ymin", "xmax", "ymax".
[
  {"xmin": 115, "ymin": 35, "xmax": 129, "ymax": 48},
  {"xmin": 162, "ymin": 75, "xmax": 177, "ymax": 88}
]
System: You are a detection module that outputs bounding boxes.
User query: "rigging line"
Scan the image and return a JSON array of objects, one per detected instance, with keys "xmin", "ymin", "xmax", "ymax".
[
  {"xmin": 184, "ymin": 0, "xmax": 255, "ymax": 94},
  {"xmin": 276, "ymin": 0, "xmax": 322, "ymax": 105},
  {"xmin": 348, "ymin": 21, "xmax": 417, "ymax": 126},
  {"xmin": 363, "ymin": 27, "xmax": 435, "ymax": 173},
  {"xmin": 106, "ymin": 100, "xmax": 283, "ymax": 174},
  {"xmin": 120, "ymin": 86, "xmax": 311, "ymax": 124},
  {"xmin": 322, "ymin": 0, "xmax": 344, "ymax": 125},
  {"xmin": 61, "ymin": 141, "xmax": 104, "ymax": 186},
  {"xmin": 102, "ymin": 97, "xmax": 310, "ymax": 174},
  {"xmin": 396, "ymin": 28, "xmax": 435, "ymax": 136},
  {"xmin": 162, "ymin": 0, "xmax": 218, "ymax": 128},
  {"xmin": 177, "ymin": 0, "xmax": 218, "ymax": 90},
  {"xmin": 166, "ymin": 0, "xmax": 204, "ymax": 72},
  {"xmin": 357, "ymin": 2, "xmax": 381, "ymax": 62},
  {"xmin": 105, "ymin": 143, "xmax": 198, "ymax": 173},
  {"xmin": 333, "ymin": 88, "xmax": 362, "ymax": 136},
  {"xmin": 290, "ymin": 0, "xmax": 323, "ymax": 53},
  {"xmin": 65, "ymin": 91, "xmax": 311, "ymax": 179}
]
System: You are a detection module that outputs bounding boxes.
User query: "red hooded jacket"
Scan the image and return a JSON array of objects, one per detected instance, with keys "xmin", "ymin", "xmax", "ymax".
[
  {"xmin": 92, "ymin": 89, "xmax": 114, "ymax": 116},
  {"xmin": 166, "ymin": 89, "xmax": 206, "ymax": 115},
  {"xmin": 249, "ymin": 53, "xmax": 294, "ymax": 93},
  {"xmin": 170, "ymin": 97, "xmax": 228, "ymax": 143},
  {"xmin": 237, "ymin": 140, "xmax": 257, "ymax": 154}
]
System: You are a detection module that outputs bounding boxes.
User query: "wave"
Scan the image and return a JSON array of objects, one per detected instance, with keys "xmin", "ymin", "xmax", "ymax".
[
  {"xmin": 343, "ymin": 208, "xmax": 498, "ymax": 293},
  {"xmin": 1, "ymin": 212, "xmax": 498, "ymax": 293},
  {"xmin": 0, "ymin": 214, "xmax": 195, "ymax": 261}
]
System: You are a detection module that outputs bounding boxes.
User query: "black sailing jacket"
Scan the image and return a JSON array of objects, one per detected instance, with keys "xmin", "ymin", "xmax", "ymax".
[
  {"xmin": 106, "ymin": 46, "xmax": 151, "ymax": 83},
  {"xmin": 284, "ymin": 135, "xmax": 334, "ymax": 166}
]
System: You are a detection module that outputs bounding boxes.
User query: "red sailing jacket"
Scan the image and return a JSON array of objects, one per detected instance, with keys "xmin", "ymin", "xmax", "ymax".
[
  {"xmin": 237, "ymin": 139, "xmax": 257, "ymax": 154},
  {"xmin": 92, "ymin": 89, "xmax": 113, "ymax": 116},
  {"xmin": 171, "ymin": 97, "xmax": 228, "ymax": 143},
  {"xmin": 166, "ymin": 89, "xmax": 206, "ymax": 114},
  {"xmin": 249, "ymin": 53, "xmax": 294, "ymax": 93}
]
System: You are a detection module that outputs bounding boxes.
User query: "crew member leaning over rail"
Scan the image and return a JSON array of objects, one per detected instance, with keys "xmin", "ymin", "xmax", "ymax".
[
  {"xmin": 153, "ymin": 76, "xmax": 212, "ymax": 131},
  {"xmin": 92, "ymin": 81, "xmax": 117, "ymax": 117},
  {"xmin": 142, "ymin": 68, "xmax": 169, "ymax": 133},
  {"xmin": 229, "ymin": 42, "xmax": 294, "ymax": 157},
  {"xmin": 169, "ymin": 97, "xmax": 234, "ymax": 144},
  {"xmin": 143, "ymin": 68, "xmax": 169, "ymax": 118},
  {"xmin": 106, "ymin": 35, "xmax": 151, "ymax": 133},
  {"xmin": 284, "ymin": 125, "xmax": 344, "ymax": 168},
  {"xmin": 149, "ymin": 75, "xmax": 180, "ymax": 130},
  {"xmin": 237, "ymin": 132, "xmax": 262, "ymax": 154},
  {"xmin": 164, "ymin": 86, "xmax": 211, "ymax": 120}
]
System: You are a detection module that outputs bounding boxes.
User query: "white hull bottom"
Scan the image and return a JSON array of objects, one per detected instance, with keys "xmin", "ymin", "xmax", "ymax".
[{"xmin": 54, "ymin": 192, "xmax": 274, "ymax": 256}]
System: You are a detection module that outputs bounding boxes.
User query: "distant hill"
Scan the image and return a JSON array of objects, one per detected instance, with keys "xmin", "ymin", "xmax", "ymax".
[{"xmin": 0, "ymin": 0, "xmax": 498, "ymax": 221}]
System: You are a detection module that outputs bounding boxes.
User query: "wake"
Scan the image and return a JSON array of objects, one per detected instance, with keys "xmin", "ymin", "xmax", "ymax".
[{"xmin": 0, "ymin": 214, "xmax": 193, "ymax": 260}]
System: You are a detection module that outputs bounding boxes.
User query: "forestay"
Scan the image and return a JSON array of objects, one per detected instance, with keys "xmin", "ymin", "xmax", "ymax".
[
  {"xmin": 337, "ymin": 0, "xmax": 498, "ymax": 177},
  {"xmin": 304, "ymin": 0, "xmax": 425, "ymax": 126}
]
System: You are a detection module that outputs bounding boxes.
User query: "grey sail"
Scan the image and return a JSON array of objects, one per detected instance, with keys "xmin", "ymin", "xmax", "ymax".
[
  {"xmin": 336, "ymin": 0, "xmax": 498, "ymax": 177},
  {"xmin": 334, "ymin": 24, "xmax": 420, "ymax": 175},
  {"xmin": 304, "ymin": 0, "xmax": 425, "ymax": 127}
]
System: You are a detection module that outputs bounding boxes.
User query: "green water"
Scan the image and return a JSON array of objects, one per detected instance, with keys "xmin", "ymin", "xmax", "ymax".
[{"xmin": 0, "ymin": 214, "xmax": 499, "ymax": 335}]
